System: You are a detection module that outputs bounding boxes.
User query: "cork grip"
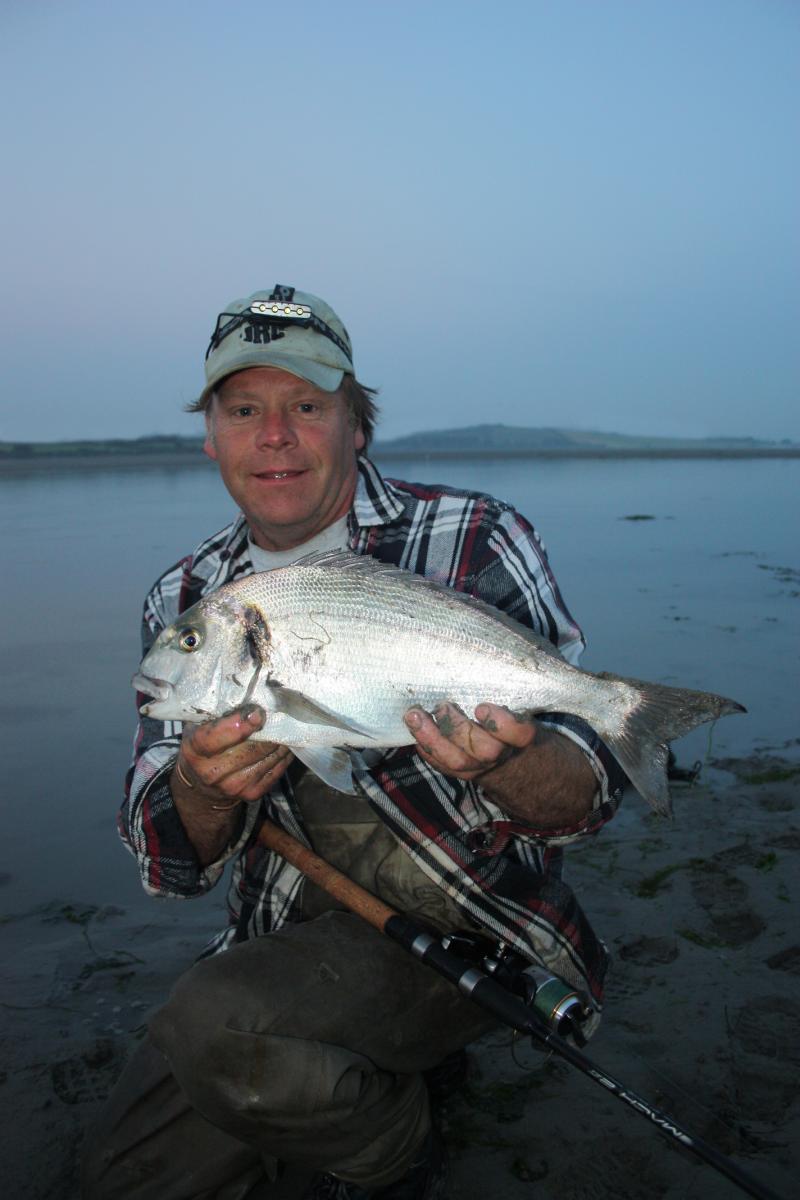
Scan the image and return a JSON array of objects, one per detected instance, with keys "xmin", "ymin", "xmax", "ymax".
[{"xmin": 257, "ymin": 817, "xmax": 397, "ymax": 934}]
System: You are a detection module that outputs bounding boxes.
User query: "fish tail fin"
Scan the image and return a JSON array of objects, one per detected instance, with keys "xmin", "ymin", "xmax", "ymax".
[{"xmin": 590, "ymin": 673, "xmax": 746, "ymax": 816}]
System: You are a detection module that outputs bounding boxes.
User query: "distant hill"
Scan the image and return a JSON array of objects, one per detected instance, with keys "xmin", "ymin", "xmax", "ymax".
[
  {"xmin": 373, "ymin": 424, "xmax": 796, "ymax": 455},
  {"xmin": 0, "ymin": 425, "xmax": 797, "ymax": 468},
  {"xmin": 0, "ymin": 434, "xmax": 205, "ymax": 461}
]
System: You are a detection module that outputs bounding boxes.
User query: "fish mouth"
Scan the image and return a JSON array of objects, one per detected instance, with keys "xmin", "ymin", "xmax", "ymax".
[{"xmin": 132, "ymin": 673, "xmax": 171, "ymax": 705}]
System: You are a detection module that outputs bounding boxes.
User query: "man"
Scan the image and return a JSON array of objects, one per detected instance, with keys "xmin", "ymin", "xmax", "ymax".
[{"xmin": 83, "ymin": 286, "xmax": 624, "ymax": 1200}]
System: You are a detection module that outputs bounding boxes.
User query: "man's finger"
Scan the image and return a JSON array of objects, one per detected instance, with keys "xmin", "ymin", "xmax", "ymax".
[
  {"xmin": 212, "ymin": 747, "xmax": 294, "ymax": 801},
  {"xmin": 405, "ymin": 701, "xmax": 539, "ymax": 781},
  {"xmin": 432, "ymin": 702, "xmax": 505, "ymax": 765},
  {"xmin": 188, "ymin": 739, "xmax": 286, "ymax": 788},
  {"xmin": 186, "ymin": 706, "xmax": 266, "ymax": 758},
  {"xmin": 474, "ymin": 703, "xmax": 537, "ymax": 749},
  {"xmin": 174, "ymin": 742, "xmax": 294, "ymax": 804},
  {"xmin": 405, "ymin": 705, "xmax": 491, "ymax": 774}
]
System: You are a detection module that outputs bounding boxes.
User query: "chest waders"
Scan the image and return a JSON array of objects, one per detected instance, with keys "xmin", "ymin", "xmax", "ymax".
[{"xmin": 258, "ymin": 819, "xmax": 786, "ymax": 1200}]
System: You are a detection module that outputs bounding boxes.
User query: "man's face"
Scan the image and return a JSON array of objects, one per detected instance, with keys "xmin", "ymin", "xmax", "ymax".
[{"xmin": 204, "ymin": 367, "xmax": 365, "ymax": 551}]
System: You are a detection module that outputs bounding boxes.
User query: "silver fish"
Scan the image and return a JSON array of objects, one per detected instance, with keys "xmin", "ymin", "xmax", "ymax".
[{"xmin": 133, "ymin": 550, "xmax": 744, "ymax": 813}]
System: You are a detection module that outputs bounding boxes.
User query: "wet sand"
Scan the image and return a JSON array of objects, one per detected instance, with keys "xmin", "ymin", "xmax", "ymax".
[{"xmin": 2, "ymin": 753, "xmax": 798, "ymax": 1199}]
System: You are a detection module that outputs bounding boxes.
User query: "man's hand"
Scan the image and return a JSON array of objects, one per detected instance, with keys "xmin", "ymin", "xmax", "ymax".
[
  {"xmin": 404, "ymin": 701, "xmax": 534, "ymax": 780},
  {"xmin": 171, "ymin": 705, "xmax": 293, "ymax": 864},
  {"xmin": 176, "ymin": 705, "xmax": 293, "ymax": 804},
  {"xmin": 404, "ymin": 701, "xmax": 597, "ymax": 829}
]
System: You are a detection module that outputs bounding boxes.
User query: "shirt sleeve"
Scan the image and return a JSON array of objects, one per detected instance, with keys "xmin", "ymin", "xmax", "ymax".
[
  {"xmin": 118, "ymin": 566, "xmax": 252, "ymax": 898},
  {"xmin": 469, "ymin": 505, "xmax": 626, "ymax": 842}
]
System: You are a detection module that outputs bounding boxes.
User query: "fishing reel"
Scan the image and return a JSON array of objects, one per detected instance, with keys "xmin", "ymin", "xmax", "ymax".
[{"xmin": 440, "ymin": 931, "xmax": 591, "ymax": 1046}]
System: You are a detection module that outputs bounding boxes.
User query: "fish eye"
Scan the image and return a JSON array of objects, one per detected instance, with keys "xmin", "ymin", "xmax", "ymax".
[{"xmin": 177, "ymin": 627, "xmax": 202, "ymax": 652}]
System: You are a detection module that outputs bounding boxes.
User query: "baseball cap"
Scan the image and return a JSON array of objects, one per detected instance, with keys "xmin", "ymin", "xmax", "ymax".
[{"xmin": 200, "ymin": 284, "xmax": 354, "ymax": 404}]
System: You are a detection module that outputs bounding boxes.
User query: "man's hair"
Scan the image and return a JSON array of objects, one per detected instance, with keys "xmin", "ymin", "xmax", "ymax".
[
  {"xmin": 341, "ymin": 375, "xmax": 379, "ymax": 448},
  {"xmin": 186, "ymin": 375, "xmax": 380, "ymax": 449}
]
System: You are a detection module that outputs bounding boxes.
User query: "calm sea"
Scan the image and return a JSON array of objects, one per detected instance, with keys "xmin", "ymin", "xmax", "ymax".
[{"xmin": 1, "ymin": 455, "xmax": 797, "ymax": 911}]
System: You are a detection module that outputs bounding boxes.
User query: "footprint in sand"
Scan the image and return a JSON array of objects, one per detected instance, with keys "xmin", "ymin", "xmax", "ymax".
[
  {"xmin": 49, "ymin": 1038, "xmax": 126, "ymax": 1106},
  {"xmin": 688, "ymin": 863, "xmax": 766, "ymax": 947},
  {"xmin": 766, "ymin": 945, "xmax": 800, "ymax": 975},
  {"xmin": 618, "ymin": 935, "xmax": 679, "ymax": 966},
  {"xmin": 728, "ymin": 996, "xmax": 800, "ymax": 1123}
]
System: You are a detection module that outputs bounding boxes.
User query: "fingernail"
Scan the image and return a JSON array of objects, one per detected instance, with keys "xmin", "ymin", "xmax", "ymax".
[
  {"xmin": 244, "ymin": 705, "xmax": 264, "ymax": 725},
  {"xmin": 405, "ymin": 710, "xmax": 422, "ymax": 729},
  {"xmin": 475, "ymin": 705, "xmax": 488, "ymax": 722}
]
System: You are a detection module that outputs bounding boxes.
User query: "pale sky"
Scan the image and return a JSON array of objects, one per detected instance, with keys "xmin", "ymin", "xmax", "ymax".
[{"xmin": 2, "ymin": 0, "xmax": 798, "ymax": 443}]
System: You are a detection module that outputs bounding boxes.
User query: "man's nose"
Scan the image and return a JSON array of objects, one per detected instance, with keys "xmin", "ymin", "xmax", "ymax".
[{"xmin": 254, "ymin": 409, "xmax": 298, "ymax": 450}]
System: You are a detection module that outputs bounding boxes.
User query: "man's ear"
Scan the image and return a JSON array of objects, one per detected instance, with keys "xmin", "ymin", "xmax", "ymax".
[
  {"xmin": 354, "ymin": 423, "xmax": 365, "ymax": 453},
  {"xmin": 203, "ymin": 410, "xmax": 218, "ymax": 461}
]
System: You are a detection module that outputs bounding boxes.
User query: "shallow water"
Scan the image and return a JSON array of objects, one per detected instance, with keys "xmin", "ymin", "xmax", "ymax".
[{"xmin": 1, "ymin": 455, "xmax": 797, "ymax": 911}]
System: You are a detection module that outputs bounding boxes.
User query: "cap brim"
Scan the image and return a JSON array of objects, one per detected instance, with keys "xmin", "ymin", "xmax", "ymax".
[{"xmin": 201, "ymin": 350, "xmax": 345, "ymax": 407}]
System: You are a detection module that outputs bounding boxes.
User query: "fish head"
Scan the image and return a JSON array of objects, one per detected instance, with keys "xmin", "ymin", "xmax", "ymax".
[{"xmin": 132, "ymin": 591, "xmax": 272, "ymax": 724}]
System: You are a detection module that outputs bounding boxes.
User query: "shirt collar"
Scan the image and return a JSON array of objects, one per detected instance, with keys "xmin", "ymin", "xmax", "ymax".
[{"xmin": 350, "ymin": 455, "xmax": 405, "ymax": 528}]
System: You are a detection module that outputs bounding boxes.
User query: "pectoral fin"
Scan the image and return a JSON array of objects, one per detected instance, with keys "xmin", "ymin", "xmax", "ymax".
[
  {"xmin": 292, "ymin": 746, "xmax": 359, "ymax": 794},
  {"xmin": 266, "ymin": 684, "xmax": 372, "ymax": 737}
]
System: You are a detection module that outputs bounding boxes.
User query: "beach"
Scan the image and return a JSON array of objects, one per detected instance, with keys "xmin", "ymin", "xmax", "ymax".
[{"xmin": 2, "ymin": 750, "xmax": 797, "ymax": 1200}]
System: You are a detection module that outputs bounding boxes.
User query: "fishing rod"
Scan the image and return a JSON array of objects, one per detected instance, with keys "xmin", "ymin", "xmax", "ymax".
[{"xmin": 257, "ymin": 819, "xmax": 786, "ymax": 1200}]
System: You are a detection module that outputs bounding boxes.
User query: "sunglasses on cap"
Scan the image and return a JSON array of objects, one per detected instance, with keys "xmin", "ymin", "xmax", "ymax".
[{"xmin": 206, "ymin": 301, "xmax": 351, "ymax": 363}]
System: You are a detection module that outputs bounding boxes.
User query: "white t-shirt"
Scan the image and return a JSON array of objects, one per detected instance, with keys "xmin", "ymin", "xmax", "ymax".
[{"xmin": 246, "ymin": 516, "xmax": 350, "ymax": 572}]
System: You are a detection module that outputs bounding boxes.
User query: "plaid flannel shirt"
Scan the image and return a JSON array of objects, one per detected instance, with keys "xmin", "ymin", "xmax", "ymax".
[{"xmin": 121, "ymin": 457, "xmax": 624, "ymax": 1008}]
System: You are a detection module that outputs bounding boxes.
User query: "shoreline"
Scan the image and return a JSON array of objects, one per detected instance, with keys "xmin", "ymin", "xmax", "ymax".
[
  {"xmin": 2, "ymin": 752, "xmax": 798, "ymax": 1198},
  {"xmin": 1, "ymin": 445, "xmax": 799, "ymax": 475}
]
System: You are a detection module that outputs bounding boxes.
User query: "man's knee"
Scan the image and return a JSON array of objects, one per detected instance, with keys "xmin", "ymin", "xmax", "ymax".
[{"xmin": 148, "ymin": 945, "xmax": 402, "ymax": 1132}]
